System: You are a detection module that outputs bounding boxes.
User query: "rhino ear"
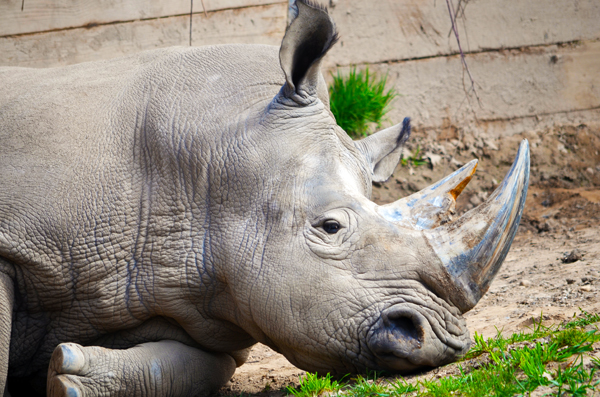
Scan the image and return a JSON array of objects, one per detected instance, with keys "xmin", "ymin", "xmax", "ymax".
[
  {"xmin": 355, "ymin": 118, "xmax": 411, "ymax": 183},
  {"xmin": 279, "ymin": 0, "xmax": 338, "ymax": 101}
]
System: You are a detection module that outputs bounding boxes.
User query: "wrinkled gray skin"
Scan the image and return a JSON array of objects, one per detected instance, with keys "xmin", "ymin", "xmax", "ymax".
[{"xmin": 0, "ymin": 1, "xmax": 529, "ymax": 396}]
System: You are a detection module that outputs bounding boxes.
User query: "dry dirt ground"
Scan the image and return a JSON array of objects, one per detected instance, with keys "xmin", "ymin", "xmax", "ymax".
[{"xmin": 219, "ymin": 125, "xmax": 600, "ymax": 396}]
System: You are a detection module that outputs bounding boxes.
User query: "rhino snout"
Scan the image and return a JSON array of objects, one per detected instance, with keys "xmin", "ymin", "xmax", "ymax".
[{"xmin": 366, "ymin": 305, "xmax": 468, "ymax": 372}]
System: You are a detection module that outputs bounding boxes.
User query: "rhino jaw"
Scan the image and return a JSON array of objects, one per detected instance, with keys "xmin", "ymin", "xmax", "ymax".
[{"xmin": 423, "ymin": 140, "xmax": 530, "ymax": 312}]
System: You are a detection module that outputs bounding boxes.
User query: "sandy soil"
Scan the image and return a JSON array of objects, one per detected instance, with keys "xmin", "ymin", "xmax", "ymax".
[{"xmin": 219, "ymin": 126, "xmax": 600, "ymax": 396}]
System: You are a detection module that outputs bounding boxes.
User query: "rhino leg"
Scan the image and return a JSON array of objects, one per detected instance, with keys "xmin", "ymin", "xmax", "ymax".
[
  {"xmin": 0, "ymin": 272, "xmax": 14, "ymax": 397},
  {"xmin": 47, "ymin": 340, "xmax": 236, "ymax": 397}
]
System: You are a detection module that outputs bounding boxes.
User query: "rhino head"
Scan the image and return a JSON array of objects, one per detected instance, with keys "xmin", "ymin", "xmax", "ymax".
[{"xmin": 223, "ymin": 0, "xmax": 529, "ymax": 374}]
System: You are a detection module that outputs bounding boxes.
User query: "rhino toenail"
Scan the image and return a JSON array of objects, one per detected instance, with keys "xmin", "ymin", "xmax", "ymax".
[
  {"xmin": 59, "ymin": 344, "xmax": 86, "ymax": 374},
  {"xmin": 65, "ymin": 385, "xmax": 82, "ymax": 397}
]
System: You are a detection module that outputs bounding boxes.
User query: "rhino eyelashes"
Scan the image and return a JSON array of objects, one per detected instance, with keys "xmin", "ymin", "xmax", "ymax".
[{"xmin": 322, "ymin": 220, "xmax": 341, "ymax": 234}]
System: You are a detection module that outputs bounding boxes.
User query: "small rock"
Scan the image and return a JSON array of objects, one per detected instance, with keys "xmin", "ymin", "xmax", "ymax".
[
  {"xmin": 580, "ymin": 285, "xmax": 593, "ymax": 292},
  {"xmin": 557, "ymin": 143, "xmax": 568, "ymax": 154},
  {"xmin": 483, "ymin": 138, "xmax": 499, "ymax": 151},
  {"xmin": 566, "ymin": 278, "xmax": 576, "ymax": 285},
  {"xmin": 520, "ymin": 280, "xmax": 532, "ymax": 287},
  {"xmin": 581, "ymin": 277, "xmax": 596, "ymax": 284},
  {"xmin": 537, "ymin": 218, "xmax": 558, "ymax": 233},
  {"xmin": 586, "ymin": 167, "xmax": 595, "ymax": 175},
  {"xmin": 407, "ymin": 182, "xmax": 420, "ymax": 192},
  {"xmin": 424, "ymin": 152, "xmax": 442, "ymax": 168},
  {"xmin": 470, "ymin": 194, "xmax": 483, "ymax": 206},
  {"xmin": 434, "ymin": 143, "xmax": 447, "ymax": 155},
  {"xmin": 450, "ymin": 157, "xmax": 464, "ymax": 169},
  {"xmin": 562, "ymin": 249, "xmax": 583, "ymax": 263}
]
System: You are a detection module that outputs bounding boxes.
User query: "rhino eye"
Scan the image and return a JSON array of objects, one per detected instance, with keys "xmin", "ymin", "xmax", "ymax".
[{"xmin": 322, "ymin": 220, "xmax": 341, "ymax": 234}]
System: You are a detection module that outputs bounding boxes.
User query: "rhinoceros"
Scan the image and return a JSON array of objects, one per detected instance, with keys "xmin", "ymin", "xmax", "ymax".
[{"xmin": 0, "ymin": 1, "xmax": 529, "ymax": 396}]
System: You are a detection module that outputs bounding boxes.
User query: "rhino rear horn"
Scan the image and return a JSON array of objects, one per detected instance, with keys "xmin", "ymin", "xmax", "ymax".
[{"xmin": 279, "ymin": 0, "xmax": 338, "ymax": 100}]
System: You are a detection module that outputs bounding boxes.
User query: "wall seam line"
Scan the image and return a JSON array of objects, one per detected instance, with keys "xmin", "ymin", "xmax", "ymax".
[
  {"xmin": 0, "ymin": 1, "xmax": 287, "ymax": 40},
  {"xmin": 330, "ymin": 38, "xmax": 600, "ymax": 68}
]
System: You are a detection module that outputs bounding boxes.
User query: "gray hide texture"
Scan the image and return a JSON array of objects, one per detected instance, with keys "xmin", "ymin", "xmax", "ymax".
[{"xmin": 0, "ymin": 1, "xmax": 529, "ymax": 396}]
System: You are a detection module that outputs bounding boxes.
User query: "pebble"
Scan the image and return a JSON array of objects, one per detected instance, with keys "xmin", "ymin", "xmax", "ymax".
[
  {"xmin": 470, "ymin": 195, "xmax": 483, "ymax": 206},
  {"xmin": 425, "ymin": 153, "xmax": 442, "ymax": 168},
  {"xmin": 562, "ymin": 249, "xmax": 583, "ymax": 263},
  {"xmin": 581, "ymin": 285, "xmax": 593, "ymax": 292},
  {"xmin": 520, "ymin": 280, "xmax": 532, "ymax": 287},
  {"xmin": 581, "ymin": 277, "xmax": 596, "ymax": 284}
]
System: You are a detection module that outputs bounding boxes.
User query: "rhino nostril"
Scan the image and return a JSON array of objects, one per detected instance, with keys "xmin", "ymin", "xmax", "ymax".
[
  {"xmin": 368, "ymin": 308, "xmax": 425, "ymax": 362},
  {"xmin": 386, "ymin": 315, "xmax": 422, "ymax": 350}
]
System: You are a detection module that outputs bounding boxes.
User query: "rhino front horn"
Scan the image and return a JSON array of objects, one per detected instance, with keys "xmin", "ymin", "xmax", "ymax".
[{"xmin": 423, "ymin": 140, "xmax": 530, "ymax": 312}]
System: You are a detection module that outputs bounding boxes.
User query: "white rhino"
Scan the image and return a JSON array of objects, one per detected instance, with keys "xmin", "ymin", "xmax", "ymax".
[{"xmin": 0, "ymin": 1, "xmax": 529, "ymax": 396}]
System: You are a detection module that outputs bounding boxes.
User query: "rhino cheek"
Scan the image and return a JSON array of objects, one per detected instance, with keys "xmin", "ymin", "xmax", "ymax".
[{"xmin": 239, "ymin": 251, "xmax": 375, "ymax": 373}]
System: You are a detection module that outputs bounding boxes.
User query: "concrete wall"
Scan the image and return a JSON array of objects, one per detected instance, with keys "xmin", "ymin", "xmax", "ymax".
[
  {"xmin": 0, "ymin": 0, "xmax": 288, "ymax": 67},
  {"xmin": 1, "ymin": 0, "xmax": 599, "ymax": 137},
  {"xmin": 322, "ymin": 0, "xmax": 600, "ymax": 137}
]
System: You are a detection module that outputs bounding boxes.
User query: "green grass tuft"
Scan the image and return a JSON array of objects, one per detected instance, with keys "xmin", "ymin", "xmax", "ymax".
[
  {"xmin": 286, "ymin": 310, "xmax": 600, "ymax": 397},
  {"xmin": 400, "ymin": 145, "xmax": 428, "ymax": 168},
  {"xmin": 564, "ymin": 309, "xmax": 600, "ymax": 329},
  {"xmin": 348, "ymin": 372, "xmax": 392, "ymax": 397},
  {"xmin": 286, "ymin": 372, "xmax": 345, "ymax": 397},
  {"xmin": 329, "ymin": 67, "xmax": 397, "ymax": 139}
]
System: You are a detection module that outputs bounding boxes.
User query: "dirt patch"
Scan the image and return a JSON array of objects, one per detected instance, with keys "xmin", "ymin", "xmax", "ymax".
[{"xmin": 218, "ymin": 125, "xmax": 600, "ymax": 397}]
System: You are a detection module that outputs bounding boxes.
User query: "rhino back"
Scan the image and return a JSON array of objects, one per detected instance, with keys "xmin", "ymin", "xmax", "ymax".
[{"xmin": 0, "ymin": 44, "xmax": 283, "ymax": 375}]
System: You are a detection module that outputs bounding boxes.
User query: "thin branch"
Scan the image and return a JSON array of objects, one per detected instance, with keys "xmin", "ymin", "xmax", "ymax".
[
  {"xmin": 190, "ymin": 0, "xmax": 209, "ymax": 46},
  {"xmin": 189, "ymin": 0, "xmax": 193, "ymax": 46},
  {"xmin": 456, "ymin": 0, "xmax": 468, "ymax": 20},
  {"xmin": 445, "ymin": 0, "xmax": 482, "ymax": 107},
  {"xmin": 448, "ymin": 0, "xmax": 466, "ymax": 37},
  {"xmin": 21, "ymin": 0, "xmax": 24, "ymax": 11}
]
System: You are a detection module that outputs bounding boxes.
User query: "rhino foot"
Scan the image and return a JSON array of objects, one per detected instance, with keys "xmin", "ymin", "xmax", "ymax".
[
  {"xmin": 48, "ymin": 373, "xmax": 84, "ymax": 397},
  {"xmin": 47, "ymin": 342, "xmax": 124, "ymax": 397},
  {"xmin": 47, "ymin": 340, "xmax": 236, "ymax": 397}
]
